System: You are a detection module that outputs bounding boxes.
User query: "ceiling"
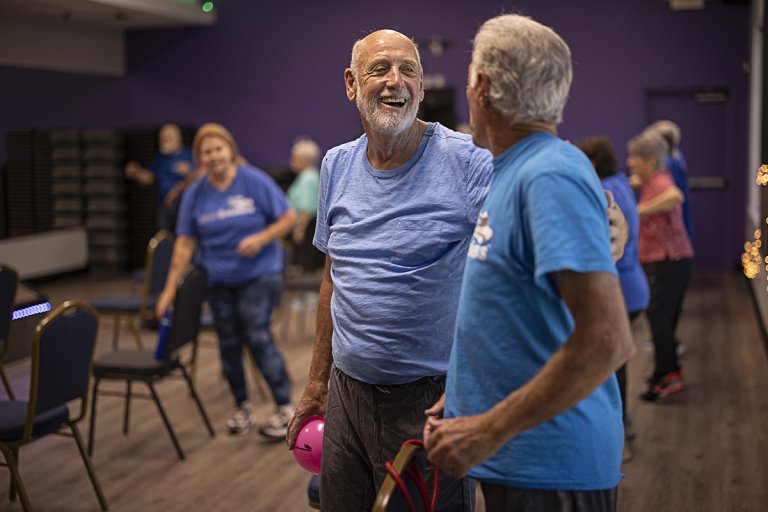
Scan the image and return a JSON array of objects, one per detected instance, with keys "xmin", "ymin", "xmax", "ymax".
[{"xmin": 0, "ymin": 0, "xmax": 215, "ymax": 29}]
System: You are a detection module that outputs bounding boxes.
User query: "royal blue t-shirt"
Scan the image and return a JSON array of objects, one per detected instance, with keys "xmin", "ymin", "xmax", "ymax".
[
  {"xmin": 446, "ymin": 132, "xmax": 623, "ymax": 490},
  {"xmin": 602, "ymin": 173, "xmax": 649, "ymax": 314},
  {"xmin": 149, "ymin": 148, "xmax": 194, "ymax": 200},
  {"xmin": 314, "ymin": 123, "xmax": 493, "ymax": 384},
  {"xmin": 666, "ymin": 152, "xmax": 693, "ymax": 242},
  {"xmin": 177, "ymin": 164, "xmax": 290, "ymax": 284}
]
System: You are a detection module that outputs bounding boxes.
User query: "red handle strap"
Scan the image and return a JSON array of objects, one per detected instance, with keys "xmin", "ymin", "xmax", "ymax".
[{"xmin": 383, "ymin": 439, "xmax": 440, "ymax": 512}]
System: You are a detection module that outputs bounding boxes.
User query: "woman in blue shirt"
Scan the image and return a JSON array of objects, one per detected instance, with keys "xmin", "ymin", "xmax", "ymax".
[{"xmin": 157, "ymin": 123, "xmax": 296, "ymax": 438}]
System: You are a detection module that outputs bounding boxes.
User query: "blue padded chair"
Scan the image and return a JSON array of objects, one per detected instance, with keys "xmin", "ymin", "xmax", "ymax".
[
  {"xmin": 0, "ymin": 264, "xmax": 19, "ymax": 400},
  {"xmin": 90, "ymin": 230, "xmax": 174, "ymax": 350},
  {"xmin": 0, "ymin": 301, "xmax": 108, "ymax": 511},
  {"xmin": 88, "ymin": 266, "xmax": 214, "ymax": 461}
]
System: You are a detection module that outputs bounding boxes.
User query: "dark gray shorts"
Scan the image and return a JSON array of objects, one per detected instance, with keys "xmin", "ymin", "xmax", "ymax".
[
  {"xmin": 481, "ymin": 482, "xmax": 618, "ymax": 512},
  {"xmin": 320, "ymin": 366, "xmax": 475, "ymax": 511}
]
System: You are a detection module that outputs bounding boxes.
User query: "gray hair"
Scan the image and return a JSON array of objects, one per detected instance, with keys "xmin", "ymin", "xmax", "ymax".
[
  {"xmin": 627, "ymin": 131, "xmax": 668, "ymax": 171},
  {"xmin": 292, "ymin": 138, "xmax": 322, "ymax": 167},
  {"xmin": 471, "ymin": 14, "xmax": 572, "ymax": 125},
  {"xmin": 349, "ymin": 30, "xmax": 422, "ymax": 80},
  {"xmin": 647, "ymin": 119, "xmax": 681, "ymax": 153}
]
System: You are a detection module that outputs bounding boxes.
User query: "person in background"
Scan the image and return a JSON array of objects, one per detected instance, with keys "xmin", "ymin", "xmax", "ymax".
[
  {"xmin": 646, "ymin": 120, "xmax": 693, "ymax": 242},
  {"xmin": 578, "ymin": 136, "xmax": 649, "ymax": 463},
  {"xmin": 286, "ymin": 137, "xmax": 324, "ymax": 272},
  {"xmin": 628, "ymin": 130, "xmax": 693, "ymax": 402},
  {"xmin": 424, "ymin": 15, "xmax": 634, "ymax": 512},
  {"xmin": 125, "ymin": 123, "xmax": 195, "ymax": 231},
  {"xmin": 156, "ymin": 123, "xmax": 297, "ymax": 439}
]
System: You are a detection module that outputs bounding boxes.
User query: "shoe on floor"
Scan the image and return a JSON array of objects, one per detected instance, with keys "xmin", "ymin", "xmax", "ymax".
[
  {"xmin": 259, "ymin": 404, "xmax": 295, "ymax": 440},
  {"xmin": 226, "ymin": 402, "xmax": 254, "ymax": 436},
  {"xmin": 640, "ymin": 370, "xmax": 685, "ymax": 402}
]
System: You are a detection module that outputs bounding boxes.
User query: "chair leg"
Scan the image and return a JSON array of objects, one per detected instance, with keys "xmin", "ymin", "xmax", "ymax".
[
  {"xmin": 281, "ymin": 296, "xmax": 293, "ymax": 343},
  {"xmin": 89, "ymin": 378, "xmax": 100, "ymax": 456},
  {"xmin": 123, "ymin": 381, "xmax": 132, "ymax": 435},
  {"xmin": 0, "ymin": 443, "xmax": 32, "ymax": 511},
  {"xmin": 127, "ymin": 317, "xmax": 144, "ymax": 350},
  {"xmin": 0, "ymin": 366, "xmax": 15, "ymax": 400},
  {"xmin": 179, "ymin": 366, "xmax": 215, "ymax": 437},
  {"xmin": 112, "ymin": 315, "xmax": 121, "ymax": 351},
  {"xmin": 146, "ymin": 381, "xmax": 185, "ymax": 460},
  {"xmin": 70, "ymin": 424, "xmax": 109, "ymax": 511}
]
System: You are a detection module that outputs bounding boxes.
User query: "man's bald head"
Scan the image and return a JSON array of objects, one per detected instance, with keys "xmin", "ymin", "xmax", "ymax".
[{"xmin": 349, "ymin": 29, "xmax": 422, "ymax": 81}]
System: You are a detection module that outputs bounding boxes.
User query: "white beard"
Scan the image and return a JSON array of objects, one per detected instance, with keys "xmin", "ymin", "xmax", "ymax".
[{"xmin": 356, "ymin": 85, "xmax": 419, "ymax": 137}]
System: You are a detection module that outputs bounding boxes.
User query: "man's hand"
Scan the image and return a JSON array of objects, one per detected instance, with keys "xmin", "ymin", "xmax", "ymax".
[
  {"xmin": 424, "ymin": 412, "xmax": 502, "ymax": 477},
  {"xmin": 286, "ymin": 381, "xmax": 328, "ymax": 449},
  {"xmin": 423, "ymin": 394, "xmax": 445, "ymax": 447},
  {"xmin": 605, "ymin": 191, "xmax": 628, "ymax": 262}
]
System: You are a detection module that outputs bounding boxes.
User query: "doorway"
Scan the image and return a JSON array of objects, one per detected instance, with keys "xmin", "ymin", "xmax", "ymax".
[{"xmin": 646, "ymin": 88, "xmax": 737, "ymax": 270}]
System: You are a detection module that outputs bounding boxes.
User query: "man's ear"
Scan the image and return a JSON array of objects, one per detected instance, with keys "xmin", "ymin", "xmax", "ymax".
[
  {"xmin": 344, "ymin": 68, "xmax": 356, "ymax": 102},
  {"xmin": 474, "ymin": 71, "xmax": 491, "ymax": 106}
]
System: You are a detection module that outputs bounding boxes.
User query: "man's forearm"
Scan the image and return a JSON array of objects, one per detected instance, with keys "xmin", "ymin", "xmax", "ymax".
[
  {"xmin": 307, "ymin": 256, "xmax": 334, "ymax": 387},
  {"xmin": 484, "ymin": 271, "xmax": 634, "ymax": 445}
]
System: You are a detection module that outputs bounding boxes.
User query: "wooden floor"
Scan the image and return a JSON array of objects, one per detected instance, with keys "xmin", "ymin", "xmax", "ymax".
[{"xmin": 0, "ymin": 270, "xmax": 766, "ymax": 511}]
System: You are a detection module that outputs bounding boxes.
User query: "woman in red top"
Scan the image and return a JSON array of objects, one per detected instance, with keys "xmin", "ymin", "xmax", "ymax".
[{"xmin": 628, "ymin": 130, "xmax": 693, "ymax": 401}]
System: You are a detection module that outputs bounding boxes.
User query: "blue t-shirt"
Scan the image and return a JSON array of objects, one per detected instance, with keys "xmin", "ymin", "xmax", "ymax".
[
  {"xmin": 602, "ymin": 173, "xmax": 649, "ymax": 314},
  {"xmin": 666, "ymin": 152, "xmax": 693, "ymax": 243},
  {"xmin": 177, "ymin": 164, "xmax": 290, "ymax": 284},
  {"xmin": 445, "ymin": 132, "xmax": 623, "ymax": 490},
  {"xmin": 149, "ymin": 148, "xmax": 195, "ymax": 200},
  {"xmin": 314, "ymin": 123, "xmax": 493, "ymax": 385}
]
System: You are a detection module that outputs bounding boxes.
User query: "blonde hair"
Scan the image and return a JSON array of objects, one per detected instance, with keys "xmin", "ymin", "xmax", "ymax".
[{"xmin": 192, "ymin": 123, "xmax": 240, "ymax": 164}]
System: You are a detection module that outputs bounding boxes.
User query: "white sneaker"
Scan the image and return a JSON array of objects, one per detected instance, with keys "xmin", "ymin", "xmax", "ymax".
[
  {"xmin": 226, "ymin": 402, "xmax": 254, "ymax": 436},
  {"xmin": 258, "ymin": 404, "xmax": 294, "ymax": 440}
]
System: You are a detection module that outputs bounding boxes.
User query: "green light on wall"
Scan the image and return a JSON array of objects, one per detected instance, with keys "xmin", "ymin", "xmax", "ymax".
[{"xmin": 202, "ymin": 2, "xmax": 214, "ymax": 12}]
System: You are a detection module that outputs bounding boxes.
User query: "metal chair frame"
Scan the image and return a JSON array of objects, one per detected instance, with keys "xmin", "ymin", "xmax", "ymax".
[
  {"xmin": 0, "ymin": 264, "xmax": 19, "ymax": 400},
  {"xmin": 88, "ymin": 266, "xmax": 215, "ymax": 461},
  {"xmin": 92, "ymin": 230, "xmax": 174, "ymax": 350},
  {"xmin": 0, "ymin": 301, "xmax": 108, "ymax": 511}
]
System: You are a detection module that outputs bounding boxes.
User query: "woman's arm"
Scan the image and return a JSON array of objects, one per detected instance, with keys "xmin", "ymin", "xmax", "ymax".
[
  {"xmin": 155, "ymin": 235, "xmax": 197, "ymax": 318},
  {"xmin": 638, "ymin": 185, "xmax": 683, "ymax": 216},
  {"xmin": 236, "ymin": 209, "xmax": 297, "ymax": 257}
]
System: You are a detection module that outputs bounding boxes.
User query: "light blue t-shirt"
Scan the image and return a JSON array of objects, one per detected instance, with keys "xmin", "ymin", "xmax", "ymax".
[
  {"xmin": 602, "ymin": 173, "xmax": 649, "ymax": 314},
  {"xmin": 177, "ymin": 164, "xmax": 290, "ymax": 284},
  {"xmin": 287, "ymin": 168, "xmax": 320, "ymax": 215},
  {"xmin": 314, "ymin": 123, "xmax": 493, "ymax": 384},
  {"xmin": 445, "ymin": 132, "xmax": 623, "ymax": 490}
]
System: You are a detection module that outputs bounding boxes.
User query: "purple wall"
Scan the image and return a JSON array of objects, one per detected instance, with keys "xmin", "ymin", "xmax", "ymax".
[{"xmin": 0, "ymin": 0, "xmax": 750, "ymax": 266}]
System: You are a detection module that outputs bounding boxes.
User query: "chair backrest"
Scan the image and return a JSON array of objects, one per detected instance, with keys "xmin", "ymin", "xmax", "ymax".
[
  {"xmin": 162, "ymin": 266, "xmax": 207, "ymax": 359},
  {"xmin": 0, "ymin": 263, "xmax": 19, "ymax": 342},
  {"xmin": 25, "ymin": 301, "xmax": 98, "ymax": 439},
  {"xmin": 143, "ymin": 231, "xmax": 174, "ymax": 300}
]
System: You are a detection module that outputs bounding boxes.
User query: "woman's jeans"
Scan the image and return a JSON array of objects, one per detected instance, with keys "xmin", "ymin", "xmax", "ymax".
[{"xmin": 207, "ymin": 272, "xmax": 291, "ymax": 406}]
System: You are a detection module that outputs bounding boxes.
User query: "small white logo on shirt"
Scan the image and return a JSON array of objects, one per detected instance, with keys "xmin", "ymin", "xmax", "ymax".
[
  {"xmin": 468, "ymin": 211, "xmax": 492, "ymax": 260},
  {"xmin": 199, "ymin": 195, "xmax": 256, "ymax": 224}
]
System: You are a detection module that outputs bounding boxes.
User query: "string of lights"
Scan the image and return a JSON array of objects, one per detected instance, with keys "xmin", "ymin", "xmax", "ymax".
[{"xmin": 743, "ymin": 165, "xmax": 768, "ymax": 288}]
